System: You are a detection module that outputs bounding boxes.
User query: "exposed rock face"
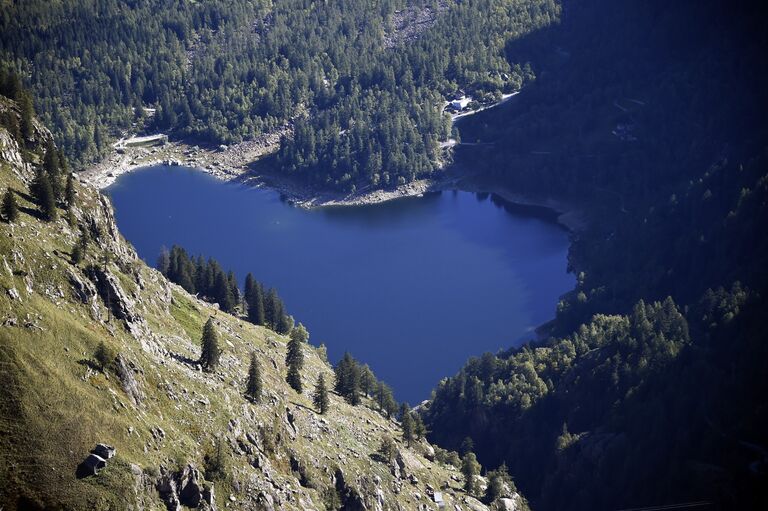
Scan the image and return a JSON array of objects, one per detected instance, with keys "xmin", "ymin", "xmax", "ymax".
[
  {"xmin": 157, "ymin": 464, "xmax": 216, "ymax": 511},
  {"xmin": 334, "ymin": 467, "xmax": 368, "ymax": 511},
  {"xmin": 115, "ymin": 353, "xmax": 144, "ymax": 406},
  {"xmin": 492, "ymin": 496, "xmax": 523, "ymax": 511},
  {"xmin": 68, "ymin": 268, "xmax": 101, "ymax": 319},
  {"xmin": 0, "ymin": 97, "xmax": 52, "ymax": 183},
  {"xmin": 84, "ymin": 265, "xmax": 147, "ymax": 337}
]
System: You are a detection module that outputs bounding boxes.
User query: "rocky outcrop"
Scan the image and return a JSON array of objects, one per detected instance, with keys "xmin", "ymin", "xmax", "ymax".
[
  {"xmin": 157, "ymin": 463, "xmax": 216, "ymax": 511},
  {"xmin": 115, "ymin": 353, "xmax": 144, "ymax": 406},
  {"xmin": 76, "ymin": 444, "xmax": 116, "ymax": 478},
  {"xmin": 68, "ymin": 268, "xmax": 101, "ymax": 319},
  {"xmin": 334, "ymin": 467, "xmax": 368, "ymax": 511},
  {"xmin": 492, "ymin": 496, "xmax": 523, "ymax": 511},
  {"xmin": 84, "ymin": 265, "xmax": 146, "ymax": 334}
]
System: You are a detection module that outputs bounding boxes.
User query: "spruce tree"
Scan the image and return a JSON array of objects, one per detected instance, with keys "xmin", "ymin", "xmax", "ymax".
[
  {"xmin": 313, "ymin": 373, "xmax": 329, "ymax": 414},
  {"xmin": 43, "ymin": 140, "xmax": 62, "ymax": 200},
  {"xmin": 286, "ymin": 326, "xmax": 304, "ymax": 393},
  {"xmin": 484, "ymin": 463, "xmax": 512, "ymax": 504},
  {"xmin": 64, "ymin": 171, "xmax": 76, "ymax": 209},
  {"xmin": 462, "ymin": 452, "xmax": 481, "ymax": 496},
  {"xmin": 413, "ymin": 413, "xmax": 427, "ymax": 440},
  {"xmin": 31, "ymin": 167, "xmax": 57, "ymax": 221},
  {"xmin": 246, "ymin": 278, "xmax": 266, "ymax": 326},
  {"xmin": 245, "ymin": 351, "xmax": 262, "ymax": 402},
  {"xmin": 264, "ymin": 288, "xmax": 279, "ymax": 328},
  {"xmin": 199, "ymin": 317, "xmax": 221, "ymax": 371},
  {"xmin": 227, "ymin": 270, "xmax": 240, "ymax": 306},
  {"xmin": 18, "ymin": 91, "xmax": 34, "ymax": 143},
  {"xmin": 360, "ymin": 364, "xmax": 375, "ymax": 397},
  {"xmin": 334, "ymin": 352, "xmax": 361, "ymax": 405},
  {"xmin": 400, "ymin": 403, "xmax": 414, "ymax": 446},
  {"xmin": 275, "ymin": 308, "xmax": 292, "ymax": 335},
  {"xmin": 214, "ymin": 270, "xmax": 234, "ymax": 312},
  {"xmin": 376, "ymin": 381, "xmax": 397, "ymax": 416},
  {"xmin": 2, "ymin": 188, "xmax": 18, "ymax": 222},
  {"xmin": 194, "ymin": 256, "xmax": 207, "ymax": 294}
]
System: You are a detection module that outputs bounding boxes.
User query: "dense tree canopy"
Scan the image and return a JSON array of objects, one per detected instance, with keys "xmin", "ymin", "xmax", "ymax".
[{"xmin": 0, "ymin": 0, "xmax": 559, "ymax": 189}]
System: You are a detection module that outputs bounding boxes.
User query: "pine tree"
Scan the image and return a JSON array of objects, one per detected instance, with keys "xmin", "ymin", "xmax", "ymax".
[
  {"xmin": 313, "ymin": 373, "xmax": 329, "ymax": 414},
  {"xmin": 276, "ymin": 308, "xmax": 292, "ymax": 335},
  {"xmin": 400, "ymin": 403, "xmax": 414, "ymax": 446},
  {"xmin": 246, "ymin": 277, "xmax": 266, "ymax": 326},
  {"xmin": 2, "ymin": 188, "xmax": 18, "ymax": 222},
  {"xmin": 245, "ymin": 351, "xmax": 262, "ymax": 402},
  {"xmin": 334, "ymin": 352, "xmax": 360, "ymax": 405},
  {"xmin": 462, "ymin": 452, "xmax": 481, "ymax": 496},
  {"xmin": 378, "ymin": 435, "xmax": 397, "ymax": 463},
  {"xmin": 359, "ymin": 364, "xmax": 375, "ymax": 397},
  {"xmin": 484, "ymin": 463, "xmax": 512, "ymax": 504},
  {"xmin": 72, "ymin": 230, "xmax": 88, "ymax": 264},
  {"xmin": 264, "ymin": 288, "xmax": 279, "ymax": 328},
  {"xmin": 18, "ymin": 91, "xmax": 34, "ymax": 143},
  {"xmin": 413, "ymin": 413, "xmax": 427, "ymax": 440},
  {"xmin": 43, "ymin": 140, "xmax": 62, "ymax": 200},
  {"xmin": 214, "ymin": 270, "xmax": 234, "ymax": 312},
  {"xmin": 194, "ymin": 256, "xmax": 207, "ymax": 294},
  {"xmin": 376, "ymin": 381, "xmax": 398, "ymax": 417},
  {"xmin": 31, "ymin": 168, "xmax": 57, "ymax": 221},
  {"xmin": 227, "ymin": 270, "xmax": 240, "ymax": 306},
  {"xmin": 286, "ymin": 326, "xmax": 304, "ymax": 393},
  {"xmin": 64, "ymin": 171, "xmax": 76, "ymax": 209},
  {"xmin": 199, "ymin": 318, "xmax": 221, "ymax": 371}
]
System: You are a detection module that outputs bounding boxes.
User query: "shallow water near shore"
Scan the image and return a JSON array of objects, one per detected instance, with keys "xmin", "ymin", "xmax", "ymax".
[{"xmin": 107, "ymin": 165, "xmax": 573, "ymax": 402}]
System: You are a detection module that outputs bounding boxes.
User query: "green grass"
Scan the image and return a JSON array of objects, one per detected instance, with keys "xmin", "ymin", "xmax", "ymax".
[{"xmin": 0, "ymin": 120, "xmax": 484, "ymax": 510}]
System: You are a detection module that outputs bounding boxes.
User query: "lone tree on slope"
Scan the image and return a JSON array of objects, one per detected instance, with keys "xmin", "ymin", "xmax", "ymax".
[
  {"xmin": 462, "ymin": 452, "xmax": 481, "ymax": 496},
  {"xmin": 245, "ymin": 351, "xmax": 262, "ymax": 402},
  {"xmin": 199, "ymin": 317, "xmax": 221, "ymax": 371},
  {"xmin": 400, "ymin": 403, "xmax": 414, "ymax": 447},
  {"xmin": 2, "ymin": 188, "xmax": 18, "ymax": 222},
  {"xmin": 286, "ymin": 326, "xmax": 304, "ymax": 392},
  {"xmin": 313, "ymin": 373, "xmax": 330, "ymax": 414}
]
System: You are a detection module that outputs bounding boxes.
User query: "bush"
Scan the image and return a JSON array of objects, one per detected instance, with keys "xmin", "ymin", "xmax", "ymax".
[{"xmin": 93, "ymin": 341, "xmax": 116, "ymax": 371}]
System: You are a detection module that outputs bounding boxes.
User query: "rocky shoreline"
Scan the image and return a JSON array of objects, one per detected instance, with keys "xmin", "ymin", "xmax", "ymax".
[{"xmin": 82, "ymin": 136, "xmax": 585, "ymax": 232}]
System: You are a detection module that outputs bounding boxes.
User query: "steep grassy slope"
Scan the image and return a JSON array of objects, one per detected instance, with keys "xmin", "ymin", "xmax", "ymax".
[{"xmin": 0, "ymin": 96, "xmax": 519, "ymax": 511}]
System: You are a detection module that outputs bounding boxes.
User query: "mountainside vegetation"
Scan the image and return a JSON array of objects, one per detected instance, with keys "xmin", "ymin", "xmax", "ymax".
[
  {"xmin": 0, "ymin": 0, "xmax": 559, "ymax": 191},
  {"xmin": 0, "ymin": 93, "xmax": 522, "ymax": 510},
  {"xmin": 425, "ymin": 0, "xmax": 768, "ymax": 509}
]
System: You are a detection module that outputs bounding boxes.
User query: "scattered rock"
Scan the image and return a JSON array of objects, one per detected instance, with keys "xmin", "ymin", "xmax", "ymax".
[{"xmin": 76, "ymin": 444, "xmax": 116, "ymax": 477}]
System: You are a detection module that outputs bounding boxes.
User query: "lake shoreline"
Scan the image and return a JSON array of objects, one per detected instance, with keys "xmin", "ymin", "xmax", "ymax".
[
  {"xmin": 84, "ymin": 89, "xmax": 584, "ymax": 233},
  {"xmin": 86, "ymin": 142, "xmax": 585, "ymax": 234}
]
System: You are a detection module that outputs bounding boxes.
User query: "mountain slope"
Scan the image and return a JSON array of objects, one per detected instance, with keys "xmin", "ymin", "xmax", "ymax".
[
  {"xmin": 0, "ymin": 95, "xmax": 517, "ymax": 511},
  {"xmin": 424, "ymin": 0, "xmax": 768, "ymax": 509}
]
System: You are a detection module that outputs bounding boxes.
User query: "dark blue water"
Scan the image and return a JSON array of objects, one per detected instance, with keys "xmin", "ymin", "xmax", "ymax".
[{"xmin": 107, "ymin": 165, "xmax": 573, "ymax": 403}]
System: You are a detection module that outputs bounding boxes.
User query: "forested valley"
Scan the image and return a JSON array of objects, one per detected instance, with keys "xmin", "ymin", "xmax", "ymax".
[
  {"xmin": 424, "ymin": 0, "xmax": 768, "ymax": 509},
  {"xmin": 1, "ymin": 0, "xmax": 766, "ymax": 509},
  {"xmin": 1, "ymin": 0, "xmax": 557, "ymax": 190}
]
